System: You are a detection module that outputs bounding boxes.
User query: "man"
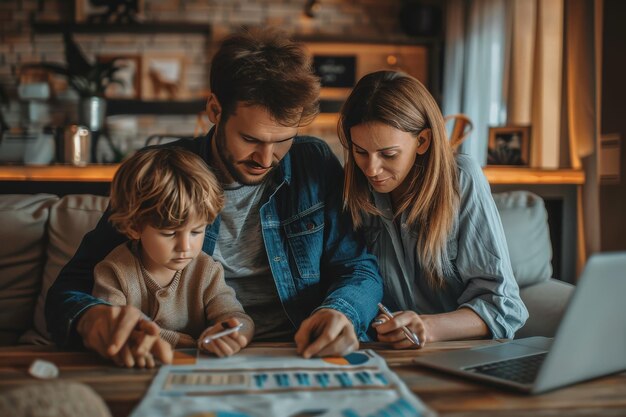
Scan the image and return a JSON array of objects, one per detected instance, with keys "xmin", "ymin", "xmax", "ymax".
[{"xmin": 45, "ymin": 29, "xmax": 383, "ymax": 367}]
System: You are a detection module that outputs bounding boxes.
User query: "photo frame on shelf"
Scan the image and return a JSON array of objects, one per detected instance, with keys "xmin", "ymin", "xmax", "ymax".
[
  {"xmin": 141, "ymin": 53, "xmax": 187, "ymax": 101},
  {"xmin": 487, "ymin": 126, "xmax": 531, "ymax": 166},
  {"xmin": 97, "ymin": 55, "xmax": 141, "ymax": 99},
  {"xmin": 75, "ymin": 0, "xmax": 144, "ymax": 24}
]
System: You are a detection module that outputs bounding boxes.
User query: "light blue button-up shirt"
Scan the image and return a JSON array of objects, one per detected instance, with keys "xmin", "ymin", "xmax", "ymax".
[{"xmin": 362, "ymin": 153, "xmax": 528, "ymax": 339}]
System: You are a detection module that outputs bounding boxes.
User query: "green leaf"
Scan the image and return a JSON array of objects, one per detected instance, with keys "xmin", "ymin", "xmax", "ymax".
[
  {"xmin": 63, "ymin": 32, "xmax": 93, "ymax": 76},
  {"xmin": 20, "ymin": 38, "xmax": 126, "ymax": 98}
]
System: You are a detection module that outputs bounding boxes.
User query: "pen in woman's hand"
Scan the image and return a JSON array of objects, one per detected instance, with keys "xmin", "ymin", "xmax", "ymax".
[{"xmin": 376, "ymin": 303, "xmax": 421, "ymax": 346}]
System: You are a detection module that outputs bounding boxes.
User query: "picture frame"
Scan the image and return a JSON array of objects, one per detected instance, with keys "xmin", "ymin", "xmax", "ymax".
[
  {"xmin": 141, "ymin": 53, "xmax": 187, "ymax": 101},
  {"xmin": 313, "ymin": 55, "xmax": 357, "ymax": 88},
  {"xmin": 487, "ymin": 126, "xmax": 531, "ymax": 166},
  {"xmin": 97, "ymin": 55, "xmax": 141, "ymax": 99},
  {"xmin": 75, "ymin": 0, "xmax": 144, "ymax": 24}
]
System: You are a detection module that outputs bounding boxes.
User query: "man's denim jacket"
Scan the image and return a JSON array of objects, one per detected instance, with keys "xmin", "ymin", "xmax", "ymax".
[{"xmin": 45, "ymin": 133, "xmax": 383, "ymax": 346}]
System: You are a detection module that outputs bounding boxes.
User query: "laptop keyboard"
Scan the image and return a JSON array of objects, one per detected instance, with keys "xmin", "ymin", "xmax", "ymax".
[{"xmin": 464, "ymin": 352, "xmax": 548, "ymax": 385}]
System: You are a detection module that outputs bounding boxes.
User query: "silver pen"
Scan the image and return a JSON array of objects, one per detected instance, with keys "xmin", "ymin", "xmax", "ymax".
[
  {"xmin": 377, "ymin": 303, "xmax": 421, "ymax": 346},
  {"xmin": 202, "ymin": 323, "xmax": 243, "ymax": 345}
]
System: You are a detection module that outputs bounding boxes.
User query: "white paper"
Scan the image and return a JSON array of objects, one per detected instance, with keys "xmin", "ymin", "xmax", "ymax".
[{"xmin": 131, "ymin": 348, "xmax": 435, "ymax": 417}]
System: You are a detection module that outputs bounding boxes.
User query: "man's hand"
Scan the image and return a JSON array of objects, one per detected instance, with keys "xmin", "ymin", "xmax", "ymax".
[
  {"xmin": 76, "ymin": 304, "xmax": 173, "ymax": 367},
  {"xmin": 294, "ymin": 308, "xmax": 358, "ymax": 359}
]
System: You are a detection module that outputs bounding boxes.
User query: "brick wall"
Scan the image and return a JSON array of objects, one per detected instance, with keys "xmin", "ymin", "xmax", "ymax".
[{"xmin": 0, "ymin": 0, "xmax": 407, "ymax": 158}]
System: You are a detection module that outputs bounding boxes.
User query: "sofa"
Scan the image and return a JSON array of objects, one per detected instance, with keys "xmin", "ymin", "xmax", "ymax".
[{"xmin": 0, "ymin": 191, "xmax": 574, "ymax": 346}]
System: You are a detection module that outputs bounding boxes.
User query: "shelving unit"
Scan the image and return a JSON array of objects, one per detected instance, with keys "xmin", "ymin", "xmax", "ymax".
[
  {"xmin": 32, "ymin": 21, "xmax": 212, "ymax": 35},
  {"xmin": 30, "ymin": 19, "xmax": 212, "ymax": 116}
]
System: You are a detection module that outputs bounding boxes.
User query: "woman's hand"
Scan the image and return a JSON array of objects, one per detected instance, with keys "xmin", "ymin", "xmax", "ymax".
[
  {"xmin": 198, "ymin": 318, "xmax": 249, "ymax": 357},
  {"xmin": 372, "ymin": 310, "xmax": 429, "ymax": 349}
]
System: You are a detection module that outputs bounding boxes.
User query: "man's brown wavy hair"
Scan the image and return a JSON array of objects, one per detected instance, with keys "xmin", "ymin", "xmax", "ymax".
[{"xmin": 210, "ymin": 28, "xmax": 320, "ymax": 127}]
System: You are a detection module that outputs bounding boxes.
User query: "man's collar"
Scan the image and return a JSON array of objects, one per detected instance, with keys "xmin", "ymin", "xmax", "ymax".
[{"xmin": 279, "ymin": 147, "xmax": 292, "ymax": 185}]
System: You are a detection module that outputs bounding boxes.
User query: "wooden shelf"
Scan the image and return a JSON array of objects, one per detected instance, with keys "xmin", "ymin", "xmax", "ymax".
[
  {"xmin": 483, "ymin": 167, "xmax": 585, "ymax": 185},
  {"xmin": 0, "ymin": 165, "xmax": 119, "ymax": 182},
  {"xmin": 32, "ymin": 21, "xmax": 211, "ymax": 35},
  {"xmin": 294, "ymin": 34, "xmax": 443, "ymax": 46},
  {"xmin": 0, "ymin": 165, "xmax": 585, "ymax": 185}
]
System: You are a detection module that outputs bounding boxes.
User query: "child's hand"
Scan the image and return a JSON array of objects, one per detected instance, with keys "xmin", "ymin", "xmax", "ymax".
[{"xmin": 198, "ymin": 318, "xmax": 249, "ymax": 357}]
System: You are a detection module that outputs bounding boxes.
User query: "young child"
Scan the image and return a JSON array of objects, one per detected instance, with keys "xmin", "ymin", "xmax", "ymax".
[{"xmin": 92, "ymin": 147, "xmax": 254, "ymax": 363}]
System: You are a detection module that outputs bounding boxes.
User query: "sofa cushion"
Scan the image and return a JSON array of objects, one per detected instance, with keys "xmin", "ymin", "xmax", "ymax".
[
  {"xmin": 20, "ymin": 194, "xmax": 109, "ymax": 344},
  {"xmin": 0, "ymin": 194, "xmax": 58, "ymax": 346},
  {"xmin": 0, "ymin": 381, "xmax": 112, "ymax": 417},
  {"xmin": 516, "ymin": 278, "xmax": 574, "ymax": 338},
  {"xmin": 492, "ymin": 191, "xmax": 552, "ymax": 288}
]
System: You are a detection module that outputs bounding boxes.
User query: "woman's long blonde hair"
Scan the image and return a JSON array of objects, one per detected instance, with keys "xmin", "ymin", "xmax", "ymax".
[{"xmin": 338, "ymin": 71, "xmax": 459, "ymax": 287}]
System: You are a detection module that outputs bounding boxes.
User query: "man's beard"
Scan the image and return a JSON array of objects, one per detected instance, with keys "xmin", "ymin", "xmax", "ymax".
[{"xmin": 214, "ymin": 123, "xmax": 276, "ymax": 186}]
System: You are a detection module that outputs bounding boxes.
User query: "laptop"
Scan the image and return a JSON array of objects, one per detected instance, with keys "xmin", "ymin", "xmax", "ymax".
[{"xmin": 413, "ymin": 252, "xmax": 626, "ymax": 394}]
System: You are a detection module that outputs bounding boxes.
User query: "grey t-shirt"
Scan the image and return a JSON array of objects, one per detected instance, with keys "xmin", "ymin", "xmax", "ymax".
[{"xmin": 212, "ymin": 180, "xmax": 295, "ymax": 341}]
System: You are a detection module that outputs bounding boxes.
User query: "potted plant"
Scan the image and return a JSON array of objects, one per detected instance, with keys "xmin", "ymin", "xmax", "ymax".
[
  {"xmin": 22, "ymin": 33, "xmax": 125, "ymax": 162},
  {"xmin": 24, "ymin": 33, "xmax": 125, "ymax": 129}
]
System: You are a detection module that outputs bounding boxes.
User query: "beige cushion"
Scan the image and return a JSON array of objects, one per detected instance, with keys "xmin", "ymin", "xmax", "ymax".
[
  {"xmin": 516, "ymin": 278, "xmax": 574, "ymax": 338},
  {"xmin": 492, "ymin": 191, "xmax": 553, "ymax": 288},
  {"xmin": 0, "ymin": 381, "xmax": 112, "ymax": 417},
  {"xmin": 0, "ymin": 194, "xmax": 58, "ymax": 346},
  {"xmin": 20, "ymin": 194, "xmax": 109, "ymax": 344}
]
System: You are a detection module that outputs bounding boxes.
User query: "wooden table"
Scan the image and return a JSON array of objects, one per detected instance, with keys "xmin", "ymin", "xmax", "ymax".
[{"xmin": 1, "ymin": 341, "xmax": 625, "ymax": 417}]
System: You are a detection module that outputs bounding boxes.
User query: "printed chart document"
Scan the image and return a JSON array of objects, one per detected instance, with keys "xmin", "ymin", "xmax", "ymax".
[{"xmin": 131, "ymin": 347, "xmax": 435, "ymax": 417}]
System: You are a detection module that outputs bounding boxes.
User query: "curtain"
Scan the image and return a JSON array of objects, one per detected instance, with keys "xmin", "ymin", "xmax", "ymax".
[
  {"xmin": 443, "ymin": 0, "xmax": 509, "ymax": 166},
  {"xmin": 507, "ymin": 0, "xmax": 535, "ymax": 126},
  {"xmin": 565, "ymin": 0, "xmax": 602, "ymax": 268},
  {"xmin": 444, "ymin": 0, "xmax": 602, "ymax": 267},
  {"xmin": 528, "ymin": 0, "xmax": 564, "ymax": 168},
  {"xmin": 444, "ymin": 0, "xmax": 565, "ymax": 168}
]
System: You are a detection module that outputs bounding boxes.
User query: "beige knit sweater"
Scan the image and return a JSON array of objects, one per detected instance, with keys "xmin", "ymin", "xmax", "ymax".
[{"xmin": 93, "ymin": 242, "xmax": 253, "ymax": 348}]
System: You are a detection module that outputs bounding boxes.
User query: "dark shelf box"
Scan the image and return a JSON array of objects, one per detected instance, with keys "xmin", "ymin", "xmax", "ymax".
[
  {"xmin": 105, "ymin": 99, "xmax": 342, "ymax": 116},
  {"xmin": 106, "ymin": 99, "xmax": 207, "ymax": 116}
]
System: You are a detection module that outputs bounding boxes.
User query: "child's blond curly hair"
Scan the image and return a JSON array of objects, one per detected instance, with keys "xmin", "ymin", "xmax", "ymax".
[{"xmin": 108, "ymin": 147, "xmax": 224, "ymax": 237}]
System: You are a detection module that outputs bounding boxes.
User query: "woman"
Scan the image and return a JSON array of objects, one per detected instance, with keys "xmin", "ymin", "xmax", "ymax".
[{"xmin": 339, "ymin": 71, "xmax": 527, "ymax": 348}]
